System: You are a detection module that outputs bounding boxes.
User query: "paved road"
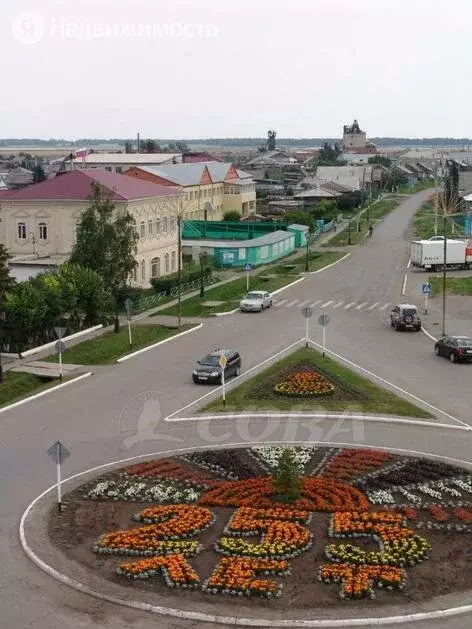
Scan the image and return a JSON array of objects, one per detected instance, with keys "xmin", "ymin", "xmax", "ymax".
[{"xmin": 2, "ymin": 189, "xmax": 472, "ymax": 629}]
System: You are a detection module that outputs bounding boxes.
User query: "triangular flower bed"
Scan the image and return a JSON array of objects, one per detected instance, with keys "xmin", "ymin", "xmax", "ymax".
[{"xmin": 274, "ymin": 366, "xmax": 335, "ymax": 397}]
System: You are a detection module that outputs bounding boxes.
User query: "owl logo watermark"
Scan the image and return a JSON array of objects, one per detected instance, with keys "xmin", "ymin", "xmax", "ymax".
[
  {"xmin": 119, "ymin": 391, "xmax": 182, "ymax": 448},
  {"xmin": 12, "ymin": 12, "xmax": 45, "ymax": 45}
]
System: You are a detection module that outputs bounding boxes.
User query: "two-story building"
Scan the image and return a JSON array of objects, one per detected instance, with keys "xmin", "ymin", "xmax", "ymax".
[
  {"xmin": 124, "ymin": 161, "xmax": 256, "ymax": 219},
  {"xmin": 65, "ymin": 152, "xmax": 182, "ymax": 174},
  {"xmin": 0, "ymin": 170, "xmax": 184, "ymax": 287}
]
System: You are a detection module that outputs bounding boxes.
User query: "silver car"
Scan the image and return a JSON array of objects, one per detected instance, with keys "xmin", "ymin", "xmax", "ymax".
[{"xmin": 239, "ymin": 290, "xmax": 273, "ymax": 312}]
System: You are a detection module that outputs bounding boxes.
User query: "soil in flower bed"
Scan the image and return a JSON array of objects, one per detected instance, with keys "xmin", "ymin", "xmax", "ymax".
[{"xmin": 49, "ymin": 446, "xmax": 472, "ymax": 613}]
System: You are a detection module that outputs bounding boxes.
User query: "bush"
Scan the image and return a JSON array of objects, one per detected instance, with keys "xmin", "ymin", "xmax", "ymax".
[
  {"xmin": 150, "ymin": 267, "xmax": 212, "ymax": 295},
  {"xmin": 223, "ymin": 211, "xmax": 241, "ymax": 221}
]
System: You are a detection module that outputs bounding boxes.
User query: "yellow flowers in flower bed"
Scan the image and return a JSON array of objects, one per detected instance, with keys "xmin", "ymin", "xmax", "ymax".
[
  {"xmin": 203, "ymin": 556, "xmax": 289, "ymax": 598},
  {"xmin": 274, "ymin": 369, "xmax": 335, "ymax": 397},
  {"xmin": 319, "ymin": 564, "xmax": 405, "ymax": 600}
]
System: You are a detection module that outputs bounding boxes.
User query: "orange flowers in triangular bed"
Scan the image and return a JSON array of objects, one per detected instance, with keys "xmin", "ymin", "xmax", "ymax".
[{"xmin": 274, "ymin": 368, "xmax": 335, "ymax": 397}]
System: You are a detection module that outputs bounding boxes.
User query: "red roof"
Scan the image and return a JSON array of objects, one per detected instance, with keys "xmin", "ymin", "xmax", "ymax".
[
  {"xmin": 182, "ymin": 152, "xmax": 224, "ymax": 163},
  {"xmin": 0, "ymin": 169, "xmax": 183, "ymax": 201}
]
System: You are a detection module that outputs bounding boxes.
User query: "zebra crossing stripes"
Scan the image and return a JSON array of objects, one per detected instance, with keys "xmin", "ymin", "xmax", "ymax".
[
  {"xmin": 297, "ymin": 300, "xmax": 311, "ymax": 308},
  {"xmin": 355, "ymin": 302, "xmax": 369, "ymax": 310},
  {"xmin": 272, "ymin": 297, "xmax": 392, "ymax": 313},
  {"xmin": 309, "ymin": 299, "xmax": 321, "ymax": 307},
  {"xmin": 344, "ymin": 301, "xmax": 357, "ymax": 310},
  {"xmin": 333, "ymin": 301, "xmax": 344, "ymax": 309},
  {"xmin": 379, "ymin": 303, "xmax": 391, "ymax": 311},
  {"xmin": 368, "ymin": 302, "xmax": 380, "ymax": 310},
  {"xmin": 285, "ymin": 299, "xmax": 299, "ymax": 307},
  {"xmin": 274, "ymin": 299, "xmax": 287, "ymax": 307},
  {"xmin": 321, "ymin": 300, "xmax": 333, "ymax": 308}
]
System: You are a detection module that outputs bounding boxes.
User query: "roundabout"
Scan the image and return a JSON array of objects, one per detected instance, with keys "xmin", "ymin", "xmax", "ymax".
[{"xmin": 20, "ymin": 440, "xmax": 472, "ymax": 627}]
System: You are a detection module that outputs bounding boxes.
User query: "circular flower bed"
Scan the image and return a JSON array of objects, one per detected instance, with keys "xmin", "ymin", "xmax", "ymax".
[{"xmin": 274, "ymin": 370, "xmax": 335, "ymax": 397}]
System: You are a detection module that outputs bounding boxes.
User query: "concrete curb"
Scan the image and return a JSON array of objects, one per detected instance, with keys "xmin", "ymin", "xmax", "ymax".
[
  {"xmin": 271, "ymin": 276, "xmax": 304, "ymax": 295},
  {"xmin": 21, "ymin": 325, "xmax": 103, "ymax": 358},
  {"xmin": 301, "ymin": 252, "xmax": 352, "ymax": 275},
  {"xmin": 19, "ymin": 442, "xmax": 472, "ymax": 627},
  {"xmin": 212, "ymin": 308, "xmax": 239, "ymax": 317},
  {"xmin": 0, "ymin": 372, "xmax": 93, "ymax": 415},
  {"xmin": 116, "ymin": 323, "xmax": 203, "ymax": 363}
]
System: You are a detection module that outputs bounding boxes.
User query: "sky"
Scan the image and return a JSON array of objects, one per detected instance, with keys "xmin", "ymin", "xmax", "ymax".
[{"xmin": 2, "ymin": 0, "xmax": 472, "ymax": 139}]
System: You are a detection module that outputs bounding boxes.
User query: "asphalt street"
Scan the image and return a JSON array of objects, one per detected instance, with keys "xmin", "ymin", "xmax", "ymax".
[{"xmin": 2, "ymin": 188, "xmax": 472, "ymax": 629}]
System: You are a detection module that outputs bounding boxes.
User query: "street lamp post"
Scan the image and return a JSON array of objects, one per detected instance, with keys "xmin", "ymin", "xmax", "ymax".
[
  {"xmin": 177, "ymin": 214, "xmax": 182, "ymax": 330},
  {"xmin": 442, "ymin": 213, "xmax": 447, "ymax": 336},
  {"xmin": 305, "ymin": 232, "xmax": 310, "ymax": 272},
  {"xmin": 348, "ymin": 215, "xmax": 352, "ymax": 245},
  {"xmin": 199, "ymin": 250, "xmax": 207, "ymax": 298}
]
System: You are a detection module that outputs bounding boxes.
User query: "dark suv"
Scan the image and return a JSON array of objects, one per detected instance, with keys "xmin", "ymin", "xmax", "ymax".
[
  {"xmin": 192, "ymin": 349, "xmax": 241, "ymax": 384},
  {"xmin": 390, "ymin": 304, "xmax": 422, "ymax": 332}
]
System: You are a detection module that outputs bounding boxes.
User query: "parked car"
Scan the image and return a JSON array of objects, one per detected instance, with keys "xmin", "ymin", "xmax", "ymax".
[
  {"xmin": 434, "ymin": 336, "xmax": 472, "ymax": 362},
  {"xmin": 390, "ymin": 304, "xmax": 422, "ymax": 331},
  {"xmin": 239, "ymin": 290, "xmax": 273, "ymax": 312},
  {"xmin": 192, "ymin": 349, "xmax": 241, "ymax": 384}
]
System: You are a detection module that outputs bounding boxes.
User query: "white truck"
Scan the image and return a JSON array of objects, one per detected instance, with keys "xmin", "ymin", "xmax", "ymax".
[{"xmin": 410, "ymin": 239, "xmax": 472, "ymax": 271}]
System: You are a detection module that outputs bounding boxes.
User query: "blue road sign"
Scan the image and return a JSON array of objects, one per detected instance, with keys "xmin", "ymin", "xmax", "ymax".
[
  {"xmin": 421, "ymin": 283, "xmax": 432, "ymax": 295},
  {"xmin": 244, "ymin": 264, "xmax": 253, "ymax": 272}
]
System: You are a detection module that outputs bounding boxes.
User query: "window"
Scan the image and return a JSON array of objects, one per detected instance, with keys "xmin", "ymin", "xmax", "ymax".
[
  {"xmin": 239, "ymin": 248, "xmax": 245, "ymax": 259},
  {"xmin": 17, "ymin": 222, "xmax": 27, "ymax": 240},
  {"xmin": 260, "ymin": 246, "xmax": 269, "ymax": 259},
  {"xmin": 170, "ymin": 217, "xmax": 176, "ymax": 232},
  {"xmin": 165, "ymin": 253, "xmax": 170, "ymax": 273},
  {"xmin": 140, "ymin": 221, "xmax": 146, "ymax": 238},
  {"xmin": 140, "ymin": 259, "xmax": 145, "ymax": 280},
  {"xmin": 171, "ymin": 251, "xmax": 176, "ymax": 271},
  {"xmin": 163, "ymin": 217, "xmax": 168, "ymax": 233},
  {"xmin": 148, "ymin": 219, "xmax": 154, "ymax": 236},
  {"xmin": 38, "ymin": 222, "xmax": 48, "ymax": 240},
  {"xmin": 155, "ymin": 218, "xmax": 161, "ymax": 234},
  {"xmin": 105, "ymin": 166, "xmax": 112, "ymax": 172},
  {"xmin": 151, "ymin": 257, "xmax": 160, "ymax": 278}
]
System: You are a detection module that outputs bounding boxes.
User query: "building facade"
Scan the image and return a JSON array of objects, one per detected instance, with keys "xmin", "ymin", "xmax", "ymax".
[
  {"xmin": 124, "ymin": 161, "xmax": 256, "ymax": 219},
  {"xmin": 0, "ymin": 170, "xmax": 184, "ymax": 287},
  {"xmin": 65, "ymin": 152, "xmax": 182, "ymax": 174}
]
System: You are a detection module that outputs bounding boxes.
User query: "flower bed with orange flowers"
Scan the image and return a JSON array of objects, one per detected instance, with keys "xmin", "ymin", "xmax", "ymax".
[
  {"xmin": 49, "ymin": 445, "xmax": 472, "ymax": 611},
  {"xmin": 274, "ymin": 370, "xmax": 335, "ymax": 397}
]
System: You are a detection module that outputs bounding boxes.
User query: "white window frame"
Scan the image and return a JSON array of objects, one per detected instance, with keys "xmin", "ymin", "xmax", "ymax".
[
  {"xmin": 17, "ymin": 222, "xmax": 27, "ymax": 240},
  {"xmin": 151, "ymin": 257, "xmax": 160, "ymax": 278},
  {"xmin": 38, "ymin": 222, "xmax": 48, "ymax": 241},
  {"xmin": 140, "ymin": 221, "xmax": 146, "ymax": 238},
  {"xmin": 163, "ymin": 217, "xmax": 168, "ymax": 233},
  {"xmin": 148, "ymin": 219, "xmax": 154, "ymax": 236}
]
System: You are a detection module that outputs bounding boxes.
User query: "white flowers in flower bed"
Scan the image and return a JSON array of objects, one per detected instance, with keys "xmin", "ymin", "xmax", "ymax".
[
  {"xmin": 251, "ymin": 446, "xmax": 317, "ymax": 473},
  {"xmin": 367, "ymin": 490, "xmax": 396, "ymax": 505},
  {"xmin": 397, "ymin": 487, "xmax": 423, "ymax": 505},
  {"xmin": 452, "ymin": 477, "xmax": 472, "ymax": 493},
  {"xmin": 417, "ymin": 484, "xmax": 442, "ymax": 500},
  {"xmin": 85, "ymin": 479, "xmax": 201, "ymax": 503},
  {"xmin": 436, "ymin": 481, "xmax": 461, "ymax": 498}
]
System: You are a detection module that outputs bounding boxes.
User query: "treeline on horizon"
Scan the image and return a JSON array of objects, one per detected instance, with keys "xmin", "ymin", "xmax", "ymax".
[{"xmin": 1, "ymin": 137, "xmax": 472, "ymax": 148}]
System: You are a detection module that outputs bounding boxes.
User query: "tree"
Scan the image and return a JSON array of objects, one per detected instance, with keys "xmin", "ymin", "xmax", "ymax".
[
  {"xmin": 284, "ymin": 210, "xmax": 314, "ymax": 232},
  {"xmin": 139, "ymin": 139, "xmax": 161, "ymax": 153},
  {"xmin": 124, "ymin": 141, "xmax": 135, "ymax": 154},
  {"xmin": 175, "ymin": 141, "xmax": 189, "ymax": 153},
  {"xmin": 223, "ymin": 211, "xmax": 241, "ymax": 221},
  {"xmin": 4, "ymin": 282, "xmax": 48, "ymax": 354},
  {"xmin": 57, "ymin": 263, "xmax": 108, "ymax": 327},
  {"xmin": 0, "ymin": 244, "xmax": 15, "ymax": 304},
  {"xmin": 313, "ymin": 199, "xmax": 338, "ymax": 222},
  {"xmin": 273, "ymin": 449, "xmax": 302, "ymax": 503},
  {"xmin": 317, "ymin": 142, "xmax": 342, "ymax": 166},
  {"xmin": 368, "ymin": 155, "xmax": 392, "ymax": 168},
  {"xmin": 70, "ymin": 183, "xmax": 138, "ymax": 332},
  {"xmin": 445, "ymin": 161, "xmax": 460, "ymax": 202}
]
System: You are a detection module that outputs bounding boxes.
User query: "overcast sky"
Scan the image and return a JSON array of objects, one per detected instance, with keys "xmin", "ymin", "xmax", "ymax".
[{"xmin": 2, "ymin": 0, "xmax": 471, "ymax": 139}]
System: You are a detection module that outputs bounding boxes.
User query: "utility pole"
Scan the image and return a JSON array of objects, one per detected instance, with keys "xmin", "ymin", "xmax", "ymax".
[
  {"xmin": 177, "ymin": 214, "xmax": 182, "ymax": 330},
  {"xmin": 442, "ymin": 213, "xmax": 447, "ymax": 336}
]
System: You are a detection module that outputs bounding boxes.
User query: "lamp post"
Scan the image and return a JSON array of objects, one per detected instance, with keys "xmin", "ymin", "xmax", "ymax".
[
  {"xmin": 305, "ymin": 231, "xmax": 310, "ymax": 272},
  {"xmin": 442, "ymin": 213, "xmax": 447, "ymax": 336},
  {"xmin": 348, "ymin": 214, "xmax": 352, "ymax": 245},
  {"xmin": 177, "ymin": 214, "xmax": 182, "ymax": 330},
  {"xmin": 199, "ymin": 250, "xmax": 207, "ymax": 298}
]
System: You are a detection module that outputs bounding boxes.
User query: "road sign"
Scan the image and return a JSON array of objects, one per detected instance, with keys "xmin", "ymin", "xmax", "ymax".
[
  {"xmin": 219, "ymin": 355, "xmax": 228, "ymax": 369},
  {"xmin": 302, "ymin": 306, "xmax": 313, "ymax": 318},
  {"xmin": 124, "ymin": 298, "xmax": 133, "ymax": 311},
  {"xmin": 244, "ymin": 264, "xmax": 253, "ymax": 272},
  {"xmin": 47, "ymin": 440, "xmax": 70, "ymax": 464},
  {"xmin": 55, "ymin": 340, "xmax": 66, "ymax": 354},
  {"xmin": 318, "ymin": 314, "xmax": 330, "ymax": 327},
  {"xmin": 54, "ymin": 326, "xmax": 66, "ymax": 339},
  {"xmin": 421, "ymin": 283, "xmax": 432, "ymax": 295}
]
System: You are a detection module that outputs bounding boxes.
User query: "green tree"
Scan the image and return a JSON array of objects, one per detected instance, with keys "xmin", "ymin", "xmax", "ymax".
[
  {"xmin": 32, "ymin": 163, "xmax": 47, "ymax": 183},
  {"xmin": 70, "ymin": 183, "xmax": 138, "ymax": 332},
  {"xmin": 4, "ymin": 282, "xmax": 48, "ymax": 354},
  {"xmin": 58, "ymin": 263, "xmax": 108, "ymax": 327},
  {"xmin": 0, "ymin": 244, "xmax": 15, "ymax": 304},
  {"xmin": 273, "ymin": 449, "xmax": 302, "ymax": 503},
  {"xmin": 30, "ymin": 273, "xmax": 64, "ymax": 333},
  {"xmin": 124, "ymin": 141, "xmax": 135, "ymax": 154},
  {"xmin": 284, "ymin": 210, "xmax": 314, "ymax": 232},
  {"xmin": 368, "ymin": 155, "xmax": 392, "ymax": 168},
  {"xmin": 313, "ymin": 199, "xmax": 338, "ymax": 222},
  {"xmin": 317, "ymin": 142, "xmax": 342, "ymax": 166},
  {"xmin": 139, "ymin": 139, "xmax": 161, "ymax": 153},
  {"xmin": 175, "ymin": 141, "xmax": 189, "ymax": 152},
  {"xmin": 223, "ymin": 211, "xmax": 241, "ymax": 221}
]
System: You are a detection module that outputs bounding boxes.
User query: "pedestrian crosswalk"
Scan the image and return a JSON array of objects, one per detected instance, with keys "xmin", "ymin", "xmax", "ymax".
[{"xmin": 273, "ymin": 297, "xmax": 391, "ymax": 313}]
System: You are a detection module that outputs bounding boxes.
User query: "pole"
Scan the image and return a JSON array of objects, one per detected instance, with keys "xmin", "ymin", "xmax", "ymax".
[
  {"xmin": 126, "ymin": 302, "xmax": 132, "ymax": 351},
  {"xmin": 246, "ymin": 269, "xmax": 249, "ymax": 292},
  {"xmin": 200, "ymin": 255, "xmax": 205, "ymax": 298},
  {"xmin": 424, "ymin": 292, "xmax": 428, "ymax": 315},
  {"xmin": 442, "ymin": 214, "xmax": 447, "ymax": 336},
  {"xmin": 434, "ymin": 180, "xmax": 438, "ymax": 236},
  {"xmin": 322, "ymin": 325, "xmax": 326, "ymax": 358},
  {"xmin": 305, "ymin": 234, "xmax": 309, "ymax": 272},
  {"xmin": 305, "ymin": 316, "xmax": 309, "ymax": 348},
  {"xmin": 348, "ymin": 217, "xmax": 352, "ymax": 245},
  {"xmin": 59, "ymin": 346, "xmax": 63, "ymax": 382},
  {"xmin": 177, "ymin": 215, "xmax": 182, "ymax": 330},
  {"xmin": 56, "ymin": 443, "xmax": 62, "ymax": 512},
  {"xmin": 222, "ymin": 368, "xmax": 226, "ymax": 408}
]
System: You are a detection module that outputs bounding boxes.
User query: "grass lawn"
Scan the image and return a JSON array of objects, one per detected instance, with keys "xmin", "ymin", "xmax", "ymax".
[
  {"xmin": 400, "ymin": 181, "xmax": 435, "ymax": 194},
  {"xmin": 270, "ymin": 250, "xmax": 344, "ymax": 275},
  {"xmin": 429, "ymin": 276, "xmax": 472, "ymax": 296},
  {"xmin": 202, "ymin": 347, "xmax": 432, "ymax": 418},
  {"xmin": 153, "ymin": 275, "xmax": 300, "ymax": 317},
  {"xmin": 0, "ymin": 371, "xmax": 64, "ymax": 409},
  {"xmin": 412, "ymin": 201, "xmax": 460, "ymax": 240},
  {"xmin": 323, "ymin": 200, "xmax": 399, "ymax": 247},
  {"xmin": 44, "ymin": 324, "xmax": 193, "ymax": 365}
]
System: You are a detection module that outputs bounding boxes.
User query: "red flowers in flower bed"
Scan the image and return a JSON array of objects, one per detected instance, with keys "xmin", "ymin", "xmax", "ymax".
[
  {"xmin": 320, "ymin": 564, "xmax": 405, "ymax": 600},
  {"xmin": 118, "ymin": 554, "xmax": 200, "ymax": 588},
  {"xmin": 454, "ymin": 507, "xmax": 472, "ymax": 523},
  {"xmin": 203, "ymin": 557, "xmax": 289, "ymax": 598},
  {"xmin": 429, "ymin": 504, "xmax": 450, "ymax": 522},
  {"xmin": 199, "ymin": 476, "xmax": 369, "ymax": 512},
  {"xmin": 124, "ymin": 458, "xmax": 221, "ymax": 487},
  {"xmin": 321, "ymin": 449, "xmax": 394, "ymax": 481},
  {"xmin": 274, "ymin": 370, "xmax": 335, "ymax": 397}
]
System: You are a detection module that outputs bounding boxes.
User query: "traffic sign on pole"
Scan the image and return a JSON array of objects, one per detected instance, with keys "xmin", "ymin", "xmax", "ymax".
[
  {"xmin": 318, "ymin": 314, "xmax": 329, "ymax": 357},
  {"xmin": 47, "ymin": 441, "xmax": 70, "ymax": 513},
  {"xmin": 245, "ymin": 264, "xmax": 252, "ymax": 291},
  {"xmin": 219, "ymin": 355, "xmax": 227, "ymax": 407},
  {"xmin": 302, "ymin": 307, "xmax": 313, "ymax": 347},
  {"xmin": 54, "ymin": 326, "xmax": 66, "ymax": 339},
  {"xmin": 244, "ymin": 264, "xmax": 252, "ymax": 272},
  {"xmin": 124, "ymin": 298, "xmax": 133, "ymax": 350},
  {"xmin": 421, "ymin": 283, "xmax": 432, "ymax": 295}
]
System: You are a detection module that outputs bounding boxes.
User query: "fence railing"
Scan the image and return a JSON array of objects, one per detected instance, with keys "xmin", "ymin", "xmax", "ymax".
[{"xmin": 130, "ymin": 275, "xmax": 219, "ymax": 313}]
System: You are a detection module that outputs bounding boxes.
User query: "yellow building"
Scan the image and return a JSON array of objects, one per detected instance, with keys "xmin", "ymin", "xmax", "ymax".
[
  {"xmin": 0, "ymin": 169, "xmax": 184, "ymax": 287},
  {"xmin": 124, "ymin": 161, "xmax": 256, "ymax": 220}
]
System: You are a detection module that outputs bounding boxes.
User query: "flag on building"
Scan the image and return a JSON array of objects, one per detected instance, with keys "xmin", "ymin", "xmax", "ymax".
[{"xmin": 75, "ymin": 148, "xmax": 88, "ymax": 165}]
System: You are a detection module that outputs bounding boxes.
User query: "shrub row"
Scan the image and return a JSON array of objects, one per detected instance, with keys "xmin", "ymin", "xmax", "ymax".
[{"xmin": 150, "ymin": 267, "xmax": 213, "ymax": 295}]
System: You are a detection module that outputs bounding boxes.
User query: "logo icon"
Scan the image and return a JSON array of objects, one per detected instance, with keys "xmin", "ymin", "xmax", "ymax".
[
  {"xmin": 119, "ymin": 391, "xmax": 181, "ymax": 448},
  {"xmin": 12, "ymin": 12, "xmax": 45, "ymax": 45}
]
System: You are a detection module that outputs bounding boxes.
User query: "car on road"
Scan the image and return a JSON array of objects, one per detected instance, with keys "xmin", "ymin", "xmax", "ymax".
[
  {"xmin": 192, "ymin": 348, "xmax": 242, "ymax": 384},
  {"xmin": 239, "ymin": 290, "xmax": 273, "ymax": 312},
  {"xmin": 428, "ymin": 236, "xmax": 445, "ymax": 241},
  {"xmin": 390, "ymin": 304, "xmax": 422, "ymax": 331},
  {"xmin": 434, "ymin": 336, "xmax": 472, "ymax": 363}
]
